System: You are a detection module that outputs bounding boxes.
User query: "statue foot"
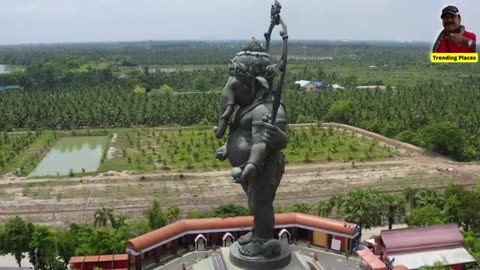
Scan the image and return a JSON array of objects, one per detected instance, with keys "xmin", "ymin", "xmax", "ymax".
[
  {"xmin": 238, "ymin": 240, "xmax": 263, "ymax": 257},
  {"xmin": 238, "ymin": 232, "xmax": 254, "ymax": 246},
  {"xmin": 260, "ymin": 239, "xmax": 282, "ymax": 258}
]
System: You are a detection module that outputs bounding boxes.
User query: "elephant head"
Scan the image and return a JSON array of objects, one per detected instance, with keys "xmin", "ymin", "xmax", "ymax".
[{"xmin": 214, "ymin": 40, "xmax": 277, "ymax": 138}]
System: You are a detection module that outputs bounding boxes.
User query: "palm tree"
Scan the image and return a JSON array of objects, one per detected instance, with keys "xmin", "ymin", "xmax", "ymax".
[
  {"xmin": 415, "ymin": 189, "xmax": 444, "ymax": 209},
  {"xmin": 94, "ymin": 207, "xmax": 115, "ymax": 227},
  {"xmin": 329, "ymin": 195, "xmax": 345, "ymax": 219},
  {"xmin": 403, "ymin": 186, "xmax": 418, "ymax": 210},
  {"xmin": 112, "ymin": 214, "xmax": 127, "ymax": 229},
  {"xmin": 145, "ymin": 200, "xmax": 167, "ymax": 229},
  {"xmin": 316, "ymin": 200, "xmax": 334, "ymax": 217},
  {"xmin": 343, "ymin": 188, "xmax": 383, "ymax": 231},
  {"xmin": 382, "ymin": 193, "xmax": 406, "ymax": 230}
]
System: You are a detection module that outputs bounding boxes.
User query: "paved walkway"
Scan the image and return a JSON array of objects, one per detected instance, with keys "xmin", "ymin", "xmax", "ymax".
[
  {"xmin": 0, "ymin": 254, "xmax": 33, "ymax": 268},
  {"xmin": 156, "ymin": 245, "xmax": 361, "ymax": 270}
]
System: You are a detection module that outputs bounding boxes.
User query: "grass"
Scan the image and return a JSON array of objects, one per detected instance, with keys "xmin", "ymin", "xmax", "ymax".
[{"xmin": 0, "ymin": 131, "xmax": 57, "ymax": 176}]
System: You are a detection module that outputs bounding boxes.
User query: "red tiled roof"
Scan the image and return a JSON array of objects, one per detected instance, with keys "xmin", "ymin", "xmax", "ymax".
[
  {"xmin": 127, "ymin": 212, "xmax": 358, "ymax": 252},
  {"xmin": 69, "ymin": 256, "xmax": 85, "ymax": 264},
  {"xmin": 83, "ymin": 255, "xmax": 100, "ymax": 263},
  {"xmin": 356, "ymin": 249, "xmax": 386, "ymax": 270},
  {"xmin": 98, "ymin": 255, "xmax": 114, "ymax": 262},
  {"xmin": 381, "ymin": 224, "xmax": 464, "ymax": 254},
  {"xmin": 113, "ymin": 254, "xmax": 128, "ymax": 261},
  {"xmin": 69, "ymin": 254, "xmax": 128, "ymax": 264}
]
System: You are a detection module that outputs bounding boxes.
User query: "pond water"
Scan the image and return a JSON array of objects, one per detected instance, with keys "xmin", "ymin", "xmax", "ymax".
[
  {"xmin": 0, "ymin": 65, "xmax": 10, "ymax": 74},
  {"xmin": 0, "ymin": 64, "xmax": 25, "ymax": 74},
  {"xmin": 29, "ymin": 136, "xmax": 108, "ymax": 177}
]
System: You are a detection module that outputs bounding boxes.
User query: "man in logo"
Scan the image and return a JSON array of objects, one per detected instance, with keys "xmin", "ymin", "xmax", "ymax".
[{"xmin": 432, "ymin": 5, "xmax": 476, "ymax": 53}]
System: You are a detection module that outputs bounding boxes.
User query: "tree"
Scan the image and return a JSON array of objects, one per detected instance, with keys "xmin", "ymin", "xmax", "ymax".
[
  {"xmin": 3, "ymin": 217, "xmax": 34, "ymax": 267},
  {"xmin": 417, "ymin": 122, "xmax": 466, "ymax": 160},
  {"xmin": 407, "ymin": 204, "xmax": 445, "ymax": 227},
  {"xmin": 56, "ymin": 230, "xmax": 76, "ymax": 269},
  {"xmin": 443, "ymin": 195, "xmax": 461, "ymax": 225},
  {"xmin": 329, "ymin": 195, "xmax": 345, "ymax": 219},
  {"xmin": 343, "ymin": 189, "xmax": 382, "ymax": 231},
  {"xmin": 165, "ymin": 206, "xmax": 181, "ymax": 223},
  {"xmin": 94, "ymin": 207, "xmax": 116, "ymax": 228},
  {"xmin": 0, "ymin": 225, "xmax": 5, "ymax": 255},
  {"xmin": 112, "ymin": 214, "xmax": 127, "ymax": 229},
  {"xmin": 29, "ymin": 226, "xmax": 63, "ymax": 270},
  {"xmin": 88, "ymin": 227, "xmax": 124, "ymax": 255},
  {"xmin": 160, "ymin": 84, "xmax": 175, "ymax": 94},
  {"xmin": 414, "ymin": 189, "xmax": 444, "ymax": 209},
  {"xmin": 463, "ymin": 230, "xmax": 480, "ymax": 261},
  {"xmin": 66, "ymin": 224, "xmax": 95, "ymax": 256},
  {"xmin": 125, "ymin": 220, "xmax": 150, "ymax": 237},
  {"xmin": 316, "ymin": 66, "xmax": 326, "ymax": 82},
  {"xmin": 418, "ymin": 261, "xmax": 451, "ymax": 270},
  {"xmin": 382, "ymin": 193, "xmax": 406, "ymax": 230},
  {"xmin": 325, "ymin": 99, "xmax": 355, "ymax": 124},
  {"xmin": 145, "ymin": 200, "xmax": 167, "ymax": 230},
  {"xmin": 316, "ymin": 200, "xmax": 334, "ymax": 217},
  {"xmin": 293, "ymin": 203, "xmax": 312, "ymax": 214},
  {"xmin": 211, "ymin": 204, "xmax": 250, "ymax": 218},
  {"xmin": 403, "ymin": 186, "xmax": 418, "ymax": 210},
  {"xmin": 457, "ymin": 190, "xmax": 480, "ymax": 232},
  {"xmin": 192, "ymin": 75, "xmax": 208, "ymax": 92}
]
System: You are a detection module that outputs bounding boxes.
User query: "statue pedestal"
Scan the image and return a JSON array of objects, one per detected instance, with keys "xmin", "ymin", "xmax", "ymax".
[
  {"xmin": 228, "ymin": 241, "xmax": 292, "ymax": 270},
  {"xmin": 192, "ymin": 243, "xmax": 311, "ymax": 270}
]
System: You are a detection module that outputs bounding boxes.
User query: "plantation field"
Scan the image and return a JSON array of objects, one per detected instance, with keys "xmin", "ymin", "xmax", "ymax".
[
  {"xmin": 0, "ymin": 125, "xmax": 401, "ymax": 177},
  {"xmin": 103, "ymin": 125, "xmax": 400, "ymax": 173},
  {"xmin": 0, "ymin": 131, "xmax": 55, "ymax": 176}
]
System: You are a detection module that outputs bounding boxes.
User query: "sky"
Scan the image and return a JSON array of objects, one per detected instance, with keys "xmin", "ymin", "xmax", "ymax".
[{"xmin": 1, "ymin": 0, "xmax": 479, "ymax": 45}]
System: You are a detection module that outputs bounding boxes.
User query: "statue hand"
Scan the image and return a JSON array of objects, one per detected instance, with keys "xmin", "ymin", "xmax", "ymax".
[
  {"xmin": 215, "ymin": 145, "xmax": 228, "ymax": 161},
  {"xmin": 262, "ymin": 123, "xmax": 287, "ymax": 150},
  {"xmin": 234, "ymin": 163, "xmax": 258, "ymax": 184}
]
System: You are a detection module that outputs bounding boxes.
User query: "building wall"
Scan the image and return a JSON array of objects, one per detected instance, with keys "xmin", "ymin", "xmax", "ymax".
[{"xmin": 128, "ymin": 226, "xmax": 358, "ymax": 270}]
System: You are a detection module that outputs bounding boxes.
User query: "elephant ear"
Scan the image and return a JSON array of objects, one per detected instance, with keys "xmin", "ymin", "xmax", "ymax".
[{"xmin": 255, "ymin": 76, "xmax": 270, "ymax": 90}]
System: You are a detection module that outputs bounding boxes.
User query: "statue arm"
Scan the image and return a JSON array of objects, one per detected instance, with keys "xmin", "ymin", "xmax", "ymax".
[
  {"xmin": 247, "ymin": 104, "xmax": 288, "ymax": 169},
  {"xmin": 236, "ymin": 104, "xmax": 287, "ymax": 184}
]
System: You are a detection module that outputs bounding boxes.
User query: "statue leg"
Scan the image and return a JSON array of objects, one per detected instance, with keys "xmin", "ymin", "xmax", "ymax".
[
  {"xmin": 252, "ymin": 181, "xmax": 278, "ymax": 240},
  {"xmin": 239, "ymin": 155, "xmax": 283, "ymax": 257},
  {"xmin": 238, "ymin": 182, "xmax": 255, "ymax": 245}
]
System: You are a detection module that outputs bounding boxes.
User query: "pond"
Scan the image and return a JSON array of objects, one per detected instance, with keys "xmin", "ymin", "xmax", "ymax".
[
  {"xmin": 0, "ymin": 65, "xmax": 10, "ymax": 74},
  {"xmin": 0, "ymin": 64, "xmax": 24, "ymax": 74},
  {"xmin": 29, "ymin": 136, "xmax": 108, "ymax": 177}
]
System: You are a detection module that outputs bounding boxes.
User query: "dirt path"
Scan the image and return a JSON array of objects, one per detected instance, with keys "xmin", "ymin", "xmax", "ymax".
[{"xmin": 0, "ymin": 124, "xmax": 478, "ymax": 228}]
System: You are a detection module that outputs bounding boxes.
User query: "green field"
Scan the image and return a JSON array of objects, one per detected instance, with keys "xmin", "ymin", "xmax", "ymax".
[
  {"xmin": 98, "ymin": 125, "xmax": 400, "ymax": 173},
  {"xmin": 0, "ymin": 125, "xmax": 401, "ymax": 177},
  {"xmin": 0, "ymin": 131, "xmax": 56, "ymax": 176}
]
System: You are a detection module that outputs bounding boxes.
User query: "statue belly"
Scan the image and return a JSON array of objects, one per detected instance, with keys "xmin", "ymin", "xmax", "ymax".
[{"xmin": 227, "ymin": 128, "xmax": 252, "ymax": 167}]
